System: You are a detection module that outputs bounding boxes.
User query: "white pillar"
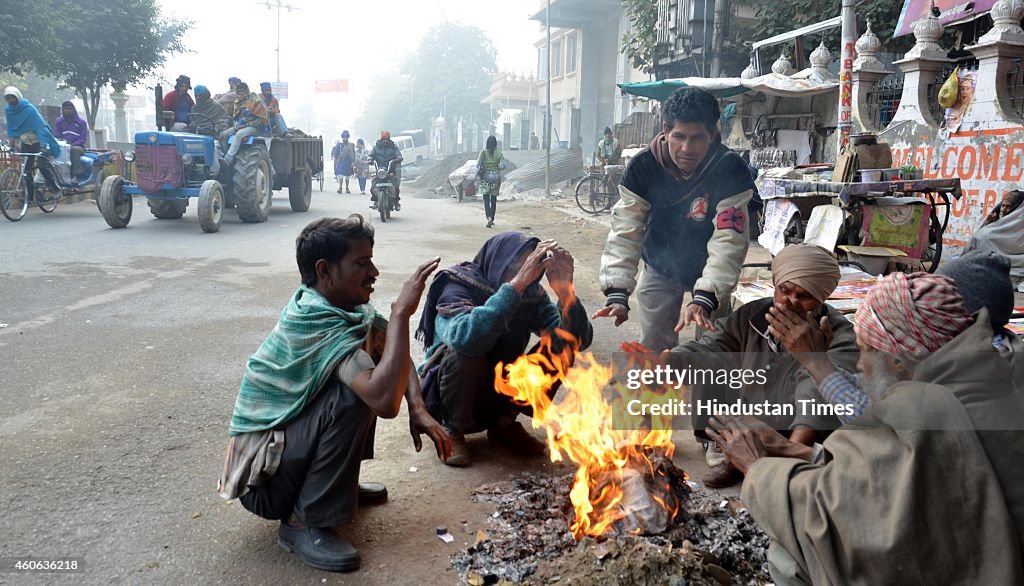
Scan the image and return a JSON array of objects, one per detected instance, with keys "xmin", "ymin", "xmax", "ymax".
[
  {"xmin": 852, "ymin": 19, "xmax": 891, "ymax": 133},
  {"xmin": 110, "ymin": 90, "xmax": 129, "ymax": 144}
]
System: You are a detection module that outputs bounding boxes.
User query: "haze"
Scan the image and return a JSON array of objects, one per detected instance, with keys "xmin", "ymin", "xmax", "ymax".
[{"xmin": 157, "ymin": 0, "xmax": 543, "ymax": 135}]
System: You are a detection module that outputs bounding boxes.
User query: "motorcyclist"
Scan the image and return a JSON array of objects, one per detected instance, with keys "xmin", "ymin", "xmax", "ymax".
[
  {"xmin": 4, "ymin": 86, "xmax": 62, "ymax": 201},
  {"xmin": 368, "ymin": 131, "xmax": 403, "ymax": 211}
]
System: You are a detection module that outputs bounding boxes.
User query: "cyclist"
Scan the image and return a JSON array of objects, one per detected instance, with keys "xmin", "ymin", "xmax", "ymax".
[
  {"xmin": 596, "ymin": 126, "xmax": 624, "ymax": 189},
  {"xmin": 4, "ymin": 86, "xmax": 62, "ymax": 201}
]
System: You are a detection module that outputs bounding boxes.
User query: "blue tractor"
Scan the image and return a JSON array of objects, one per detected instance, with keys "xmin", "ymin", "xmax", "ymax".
[{"xmin": 98, "ymin": 125, "xmax": 281, "ymax": 233}]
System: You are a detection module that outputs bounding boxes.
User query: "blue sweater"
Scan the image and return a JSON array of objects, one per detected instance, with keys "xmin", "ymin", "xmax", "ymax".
[{"xmin": 423, "ymin": 283, "xmax": 593, "ymax": 367}]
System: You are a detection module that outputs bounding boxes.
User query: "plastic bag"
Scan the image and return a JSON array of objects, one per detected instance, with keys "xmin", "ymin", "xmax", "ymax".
[{"xmin": 938, "ymin": 67, "xmax": 960, "ymax": 108}]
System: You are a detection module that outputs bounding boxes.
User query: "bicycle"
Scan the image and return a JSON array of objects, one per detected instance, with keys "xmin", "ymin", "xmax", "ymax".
[
  {"xmin": 574, "ymin": 164, "xmax": 623, "ymax": 214},
  {"xmin": 0, "ymin": 151, "xmax": 63, "ymax": 222}
]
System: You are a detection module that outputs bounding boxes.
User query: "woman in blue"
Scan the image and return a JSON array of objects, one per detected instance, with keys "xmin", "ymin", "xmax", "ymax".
[
  {"xmin": 4, "ymin": 86, "xmax": 61, "ymax": 201},
  {"xmin": 416, "ymin": 232, "xmax": 593, "ymax": 466}
]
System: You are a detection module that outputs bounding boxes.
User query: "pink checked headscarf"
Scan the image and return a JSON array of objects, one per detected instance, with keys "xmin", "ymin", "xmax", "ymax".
[{"xmin": 852, "ymin": 272, "xmax": 972, "ymax": 363}]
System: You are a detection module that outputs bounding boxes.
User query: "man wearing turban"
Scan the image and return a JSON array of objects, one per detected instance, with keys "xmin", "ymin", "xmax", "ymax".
[
  {"xmin": 665, "ymin": 244, "xmax": 859, "ymax": 488},
  {"xmin": 707, "ymin": 272, "xmax": 1024, "ymax": 585}
]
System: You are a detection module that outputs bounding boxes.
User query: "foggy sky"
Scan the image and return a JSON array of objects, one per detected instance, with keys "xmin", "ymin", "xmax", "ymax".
[{"xmin": 155, "ymin": 0, "xmax": 544, "ymax": 132}]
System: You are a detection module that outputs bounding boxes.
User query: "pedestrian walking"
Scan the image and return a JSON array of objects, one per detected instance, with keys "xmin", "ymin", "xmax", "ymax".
[
  {"xmin": 354, "ymin": 138, "xmax": 370, "ymax": 195},
  {"xmin": 477, "ymin": 135, "xmax": 505, "ymax": 228},
  {"xmin": 334, "ymin": 131, "xmax": 355, "ymax": 194}
]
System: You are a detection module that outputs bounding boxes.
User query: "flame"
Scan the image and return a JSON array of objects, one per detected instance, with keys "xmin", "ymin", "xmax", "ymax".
[{"xmin": 494, "ymin": 318, "xmax": 682, "ymax": 540}]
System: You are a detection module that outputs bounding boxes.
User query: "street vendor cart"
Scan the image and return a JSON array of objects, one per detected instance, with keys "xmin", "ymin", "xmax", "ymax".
[{"xmin": 756, "ymin": 174, "xmax": 962, "ymax": 273}]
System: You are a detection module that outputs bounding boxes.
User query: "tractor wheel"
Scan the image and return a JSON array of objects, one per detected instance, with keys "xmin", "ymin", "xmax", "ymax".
[
  {"xmin": 99, "ymin": 175, "xmax": 132, "ymax": 229},
  {"xmin": 197, "ymin": 180, "xmax": 224, "ymax": 233},
  {"xmin": 148, "ymin": 198, "xmax": 188, "ymax": 219},
  {"xmin": 288, "ymin": 168, "xmax": 312, "ymax": 212},
  {"xmin": 233, "ymin": 146, "xmax": 273, "ymax": 223}
]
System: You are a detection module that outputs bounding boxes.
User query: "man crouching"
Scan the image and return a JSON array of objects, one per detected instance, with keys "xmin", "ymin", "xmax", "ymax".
[{"xmin": 218, "ymin": 215, "xmax": 451, "ymax": 572}]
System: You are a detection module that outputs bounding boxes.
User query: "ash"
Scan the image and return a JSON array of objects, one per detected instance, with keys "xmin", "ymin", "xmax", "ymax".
[{"xmin": 451, "ymin": 471, "xmax": 770, "ymax": 585}]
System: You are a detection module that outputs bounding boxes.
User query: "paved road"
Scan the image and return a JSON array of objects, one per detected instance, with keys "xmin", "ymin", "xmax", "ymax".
[{"xmin": 0, "ymin": 185, "xmax": 719, "ymax": 585}]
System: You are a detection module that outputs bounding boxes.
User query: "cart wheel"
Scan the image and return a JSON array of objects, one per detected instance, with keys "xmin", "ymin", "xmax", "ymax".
[
  {"xmin": 99, "ymin": 175, "xmax": 132, "ymax": 229},
  {"xmin": 575, "ymin": 176, "xmax": 608, "ymax": 214},
  {"xmin": 0, "ymin": 168, "xmax": 29, "ymax": 222},
  {"xmin": 197, "ymin": 180, "xmax": 223, "ymax": 233},
  {"xmin": 317, "ymin": 171, "xmax": 324, "ymax": 192},
  {"xmin": 37, "ymin": 187, "xmax": 60, "ymax": 213}
]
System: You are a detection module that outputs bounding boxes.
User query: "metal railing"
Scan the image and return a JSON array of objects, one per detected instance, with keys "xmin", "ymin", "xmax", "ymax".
[
  {"xmin": 865, "ymin": 72, "xmax": 904, "ymax": 130},
  {"xmin": 1007, "ymin": 57, "xmax": 1024, "ymax": 120}
]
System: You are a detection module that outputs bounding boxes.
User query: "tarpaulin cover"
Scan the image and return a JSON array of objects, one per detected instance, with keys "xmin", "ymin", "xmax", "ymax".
[
  {"xmin": 135, "ymin": 144, "xmax": 181, "ymax": 193},
  {"xmin": 618, "ymin": 73, "xmax": 839, "ymax": 101},
  {"xmin": 895, "ymin": 0, "xmax": 999, "ymax": 37}
]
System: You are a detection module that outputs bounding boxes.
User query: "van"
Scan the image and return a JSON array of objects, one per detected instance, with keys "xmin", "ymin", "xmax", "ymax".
[{"xmin": 393, "ymin": 131, "xmax": 430, "ymax": 163}]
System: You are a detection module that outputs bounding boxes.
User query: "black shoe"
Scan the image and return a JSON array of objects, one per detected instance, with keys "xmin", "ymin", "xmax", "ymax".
[
  {"xmin": 278, "ymin": 523, "xmax": 360, "ymax": 572},
  {"xmin": 369, "ymin": 204, "xmax": 377, "ymax": 210},
  {"xmin": 358, "ymin": 482, "xmax": 388, "ymax": 506}
]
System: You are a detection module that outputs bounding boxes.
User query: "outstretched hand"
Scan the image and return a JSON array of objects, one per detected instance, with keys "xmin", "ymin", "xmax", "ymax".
[
  {"xmin": 545, "ymin": 246, "xmax": 576, "ymax": 303},
  {"xmin": 592, "ymin": 303, "xmax": 629, "ymax": 326},
  {"xmin": 393, "ymin": 256, "xmax": 441, "ymax": 318},
  {"xmin": 675, "ymin": 303, "xmax": 715, "ymax": 333},
  {"xmin": 704, "ymin": 416, "xmax": 771, "ymax": 474},
  {"xmin": 409, "ymin": 406, "xmax": 452, "ymax": 463}
]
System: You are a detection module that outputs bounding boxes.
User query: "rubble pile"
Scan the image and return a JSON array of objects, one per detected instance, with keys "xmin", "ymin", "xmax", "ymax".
[{"xmin": 452, "ymin": 472, "xmax": 770, "ymax": 585}]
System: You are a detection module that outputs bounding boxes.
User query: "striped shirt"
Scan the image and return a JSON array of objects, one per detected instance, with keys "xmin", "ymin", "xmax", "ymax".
[{"xmin": 819, "ymin": 369, "xmax": 870, "ymax": 425}]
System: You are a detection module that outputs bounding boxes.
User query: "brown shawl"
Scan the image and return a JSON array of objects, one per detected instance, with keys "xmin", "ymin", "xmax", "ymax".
[{"xmin": 742, "ymin": 313, "xmax": 1024, "ymax": 585}]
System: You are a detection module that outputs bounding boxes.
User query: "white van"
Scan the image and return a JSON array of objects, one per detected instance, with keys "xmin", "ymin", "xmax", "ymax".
[{"xmin": 392, "ymin": 131, "xmax": 430, "ymax": 163}]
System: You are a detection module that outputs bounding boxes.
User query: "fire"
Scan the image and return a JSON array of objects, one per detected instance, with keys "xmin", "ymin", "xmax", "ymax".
[{"xmin": 494, "ymin": 326, "xmax": 683, "ymax": 540}]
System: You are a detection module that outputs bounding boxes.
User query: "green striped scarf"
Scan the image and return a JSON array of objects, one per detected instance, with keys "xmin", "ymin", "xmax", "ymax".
[{"xmin": 229, "ymin": 286, "xmax": 377, "ymax": 436}]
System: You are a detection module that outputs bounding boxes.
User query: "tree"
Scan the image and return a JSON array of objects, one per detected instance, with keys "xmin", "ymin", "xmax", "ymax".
[
  {"xmin": 42, "ymin": 0, "xmax": 190, "ymax": 127},
  {"xmin": 357, "ymin": 23, "xmax": 498, "ymax": 140},
  {"xmin": 621, "ymin": 0, "xmax": 661, "ymax": 74},
  {"xmin": 620, "ymin": 0, "xmax": 909, "ymax": 77},
  {"xmin": 0, "ymin": 1, "xmax": 64, "ymax": 77},
  {"xmin": 733, "ymin": 0, "xmax": 910, "ymax": 59}
]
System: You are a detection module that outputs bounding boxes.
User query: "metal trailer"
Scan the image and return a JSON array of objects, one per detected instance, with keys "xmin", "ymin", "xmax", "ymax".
[{"xmin": 269, "ymin": 136, "xmax": 324, "ymax": 213}]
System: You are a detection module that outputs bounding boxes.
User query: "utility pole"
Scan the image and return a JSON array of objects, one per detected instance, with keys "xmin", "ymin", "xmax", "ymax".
[
  {"xmin": 260, "ymin": 0, "xmax": 300, "ymax": 83},
  {"xmin": 545, "ymin": 0, "xmax": 552, "ymax": 196}
]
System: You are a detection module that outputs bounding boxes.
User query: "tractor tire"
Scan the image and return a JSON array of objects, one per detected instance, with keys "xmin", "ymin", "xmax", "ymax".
[
  {"xmin": 288, "ymin": 168, "xmax": 312, "ymax": 212},
  {"xmin": 197, "ymin": 180, "xmax": 224, "ymax": 233},
  {"xmin": 99, "ymin": 175, "xmax": 132, "ymax": 229},
  {"xmin": 148, "ymin": 198, "xmax": 188, "ymax": 219},
  {"xmin": 233, "ymin": 146, "xmax": 273, "ymax": 223}
]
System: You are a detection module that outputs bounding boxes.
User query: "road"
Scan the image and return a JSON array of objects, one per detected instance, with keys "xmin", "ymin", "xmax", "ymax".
[{"xmin": 0, "ymin": 183, "xmax": 723, "ymax": 585}]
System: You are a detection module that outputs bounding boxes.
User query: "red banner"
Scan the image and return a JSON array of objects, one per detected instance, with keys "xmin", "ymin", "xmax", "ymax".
[{"xmin": 315, "ymin": 79, "xmax": 349, "ymax": 93}]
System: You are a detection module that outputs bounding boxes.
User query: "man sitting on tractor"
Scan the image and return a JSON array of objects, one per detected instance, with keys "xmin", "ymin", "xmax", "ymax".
[
  {"xmin": 162, "ymin": 75, "xmax": 194, "ymax": 131},
  {"xmin": 368, "ymin": 131, "xmax": 403, "ymax": 212},
  {"xmin": 189, "ymin": 85, "xmax": 232, "ymax": 138},
  {"xmin": 215, "ymin": 76, "xmax": 242, "ymax": 112},
  {"xmin": 221, "ymin": 82, "xmax": 270, "ymax": 166},
  {"xmin": 259, "ymin": 82, "xmax": 290, "ymax": 138}
]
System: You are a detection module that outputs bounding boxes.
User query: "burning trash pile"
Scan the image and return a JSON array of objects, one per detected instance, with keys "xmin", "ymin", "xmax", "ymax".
[{"xmin": 450, "ymin": 330, "xmax": 770, "ymax": 584}]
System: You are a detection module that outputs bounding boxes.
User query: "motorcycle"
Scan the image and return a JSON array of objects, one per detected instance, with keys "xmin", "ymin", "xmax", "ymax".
[{"xmin": 370, "ymin": 159, "xmax": 399, "ymax": 223}]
